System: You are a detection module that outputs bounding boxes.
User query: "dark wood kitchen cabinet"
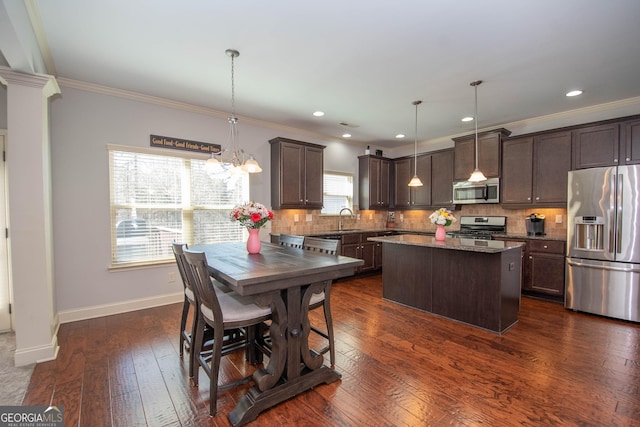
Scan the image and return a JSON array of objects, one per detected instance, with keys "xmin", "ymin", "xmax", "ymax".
[
  {"xmin": 526, "ymin": 239, "xmax": 565, "ymax": 297},
  {"xmin": 494, "ymin": 237, "xmax": 565, "ymax": 299},
  {"xmin": 501, "ymin": 131, "xmax": 571, "ymax": 208},
  {"xmin": 358, "ymin": 155, "xmax": 391, "ymax": 210},
  {"xmin": 340, "ymin": 233, "xmax": 376, "ymax": 273},
  {"xmin": 622, "ymin": 118, "xmax": 640, "ymax": 165},
  {"xmin": 453, "ymin": 128, "xmax": 511, "ymax": 181},
  {"xmin": 572, "ymin": 116, "xmax": 640, "ymax": 168},
  {"xmin": 393, "ymin": 154, "xmax": 431, "ymax": 209},
  {"xmin": 430, "ymin": 149, "xmax": 455, "ymax": 207},
  {"xmin": 270, "ymin": 137, "xmax": 325, "ymax": 209},
  {"xmin": 573, "ymin": 123, "xmax": 620, "ymax": 169}
]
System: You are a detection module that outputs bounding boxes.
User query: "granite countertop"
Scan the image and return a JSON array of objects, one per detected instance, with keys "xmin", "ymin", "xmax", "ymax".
[
  {"xmin": 492, "ymin": 233, "xmax": 566, "ymax": 242},
  {"xmin": 367, "ymin": 234, "xmax": 525, "ymax": 253},
  {"xmin": 273, "ymin": 229, "xmax": 565, "ymax": 241}
]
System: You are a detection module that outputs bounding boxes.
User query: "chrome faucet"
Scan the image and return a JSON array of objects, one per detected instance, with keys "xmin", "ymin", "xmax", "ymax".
[{"xmin": 338, "ymin": 208, "xmax": 354, "ymax": 231}]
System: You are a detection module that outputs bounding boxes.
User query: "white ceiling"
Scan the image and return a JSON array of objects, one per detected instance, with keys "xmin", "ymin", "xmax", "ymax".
[{"xmin": 4, "ymin": 1, "xmax": 640, "ymax": 148}]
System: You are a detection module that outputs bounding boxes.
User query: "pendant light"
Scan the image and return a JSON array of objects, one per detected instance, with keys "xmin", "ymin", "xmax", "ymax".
[
  {"xmin": 206, "ymin": 49, "xmax": 262, "ymax": 174},
  {"xmin": 468, "ymin": 80, "xmax": 487, "ymax": 182},
  {"xmin": 408, "ymin": 100, "xmax": 424, "ymax": 187}
]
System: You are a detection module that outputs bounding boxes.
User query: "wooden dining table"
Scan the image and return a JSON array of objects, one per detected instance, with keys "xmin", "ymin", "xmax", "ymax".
[{"xmin": 191, "ymin": 241, "xmax": 363, "ymax": 426}]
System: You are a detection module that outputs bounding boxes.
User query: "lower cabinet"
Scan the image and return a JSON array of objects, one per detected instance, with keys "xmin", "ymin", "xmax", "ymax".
[
  {"xmin": 494, "ymin": 237, "xmax": 566, "ymax": 299},
  {"xmin": 526, "ymin": 239, "xmax": 566, "ymax": 296},
  {"xmin": 333, "ymin": 231, "xmax": 397, "ymax": 274}
]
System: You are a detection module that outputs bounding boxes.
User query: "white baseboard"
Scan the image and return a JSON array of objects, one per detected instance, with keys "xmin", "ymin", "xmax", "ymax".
[
  {"xmin": 14, "ymin": 333, "xmax": 59, "ymax": 367},
  {"xmin": 57, "ymin": 292, "xmax": 183, "ymax": 324}
]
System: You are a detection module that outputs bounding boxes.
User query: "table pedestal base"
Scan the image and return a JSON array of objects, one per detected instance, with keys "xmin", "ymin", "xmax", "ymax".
[{"xmin": 228, "ymin": 366, "xmax": 341, "ymax": 426}]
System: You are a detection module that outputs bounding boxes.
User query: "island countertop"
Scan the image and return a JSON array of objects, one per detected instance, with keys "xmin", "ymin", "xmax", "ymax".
[{"xmin": 368, "ymin": 234, "xmax": 525, "ymax": 253}]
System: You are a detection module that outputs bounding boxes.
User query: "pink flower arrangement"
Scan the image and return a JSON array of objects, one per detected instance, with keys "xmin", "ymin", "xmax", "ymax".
[{"xmin": 230, "ymin": 201, "xmax": 274, "ymax": 229}]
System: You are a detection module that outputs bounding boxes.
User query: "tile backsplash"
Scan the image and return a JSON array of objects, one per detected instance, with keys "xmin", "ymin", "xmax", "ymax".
[{"xmin": 271, "ymin": 205, "xmax": 567, "ymax": 239}]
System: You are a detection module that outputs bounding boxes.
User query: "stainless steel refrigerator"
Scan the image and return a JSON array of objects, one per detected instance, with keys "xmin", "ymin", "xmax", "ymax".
[{"xmin": 566, "ymin": 165, "xmax": 640, "ymax": 322}]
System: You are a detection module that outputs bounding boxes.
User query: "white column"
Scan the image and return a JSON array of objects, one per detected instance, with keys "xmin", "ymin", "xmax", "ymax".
[{"xmin": 0, "ymin": 69, "xmax": 60, "ymax": 366}]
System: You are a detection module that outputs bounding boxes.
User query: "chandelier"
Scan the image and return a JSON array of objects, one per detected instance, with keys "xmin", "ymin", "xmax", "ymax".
[{"xmin": 207, "ymin": 49, "xmax": 262, "ymax": 174}]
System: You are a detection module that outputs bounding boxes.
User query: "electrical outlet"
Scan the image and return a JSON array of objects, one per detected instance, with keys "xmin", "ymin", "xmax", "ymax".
[
  {"xmin": 369, "ymin": 213, "xmax": 373, "ymax": 220},
  {"xmin": 555, "ymin": 215, "xmax": 563, "ymax": 224},
  {"xmin": 294, "ymin": 214, "xmax": 299, "ymax": 222},
  {"xmin": 356, "ymin": 214, "xmax": 361, "ymax": 220},
  {"xmin": 168, "ymin": 272, "xmax": 177, "ymax": 283},
  {"xmin": 399, "ymin": 213, "xmax": 404, "ymax": 222},
  {"xmin": 306, "ymin": 214, "xmax": 313, "ymax": 222}
]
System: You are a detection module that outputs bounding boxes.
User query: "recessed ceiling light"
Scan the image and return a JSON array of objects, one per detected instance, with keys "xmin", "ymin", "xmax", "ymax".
[
  {"xmin": 395, "ymin": 134, "xmax": 405, "ymax": 139},
  {"xmin": 566, "ymin": 90, "xmax": 583, "ymax": 97},
  {"xmin": 342, "ymin": 133, "xmax": 352, "ymax": 138},
  {"xmin": 461, "ymin": 116, "xmax": 474, "ymax": 122},
  {"xmin": 313, "ymin": 111, "xmax": 325, "ymax": 117}
]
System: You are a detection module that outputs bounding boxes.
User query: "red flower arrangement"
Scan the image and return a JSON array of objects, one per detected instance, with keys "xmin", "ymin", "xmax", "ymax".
[{"xmin": 229, "ymin": 201, "xmax": 274, "ymax": 229}]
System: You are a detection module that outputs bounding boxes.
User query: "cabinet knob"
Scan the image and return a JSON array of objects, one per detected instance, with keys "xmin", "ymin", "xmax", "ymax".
[
  {"xmin": 527, "ymin": 197, "xmax": 531, "ymax": 201},
  {"xmin": 626, "ymin": 158, "xmax": 631, "ymax": 161},
  {"xmin": 529, "ymin": 256, "xmax": 533, "ymax": 259},
  {"xmin": 543, "ymin": 245, "xmax": 548, "ymax": 249},
  {"xmin": 535, "ymin": 196, "xmax": 540, "ymax": 201},
  {"xmin": 614, "ymin": 158, "xmax": 618, "ymax": 163}
]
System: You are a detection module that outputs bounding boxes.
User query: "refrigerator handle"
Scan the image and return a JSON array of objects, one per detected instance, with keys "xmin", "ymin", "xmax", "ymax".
[
  {"xmin": 617, "ymin": 173, "xmax": 623, "ymax": 254},
  {"xmin": 609, "ymin": 173, "xmax": 616, "ymax": 254}
]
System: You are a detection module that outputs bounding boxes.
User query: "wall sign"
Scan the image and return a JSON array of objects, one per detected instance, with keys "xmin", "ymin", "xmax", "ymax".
[{"xmin": 150, "ymin": 134, "xmax": 221, "ymax": 155}]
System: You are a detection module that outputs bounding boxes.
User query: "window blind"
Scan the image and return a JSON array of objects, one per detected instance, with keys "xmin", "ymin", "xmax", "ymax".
[
  {"xmin": 321, "ymin": 172, "xmax": 353, "ymax": 214},
  {"xmin": 109, "ymin": 148, "xmax": 248, "ymax": 266}
]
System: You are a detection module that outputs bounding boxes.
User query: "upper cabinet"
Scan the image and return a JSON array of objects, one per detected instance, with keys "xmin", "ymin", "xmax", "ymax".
[
  {"xmin": 573, "ymin": 123, "xmax": 620, "ymax": 169},
  {"xmin": 393, "ymin": 150, "xmax": 454, "ymax": 210},
  {"xmin": 270, "ymin": 137, "xmax": 325, "ymax": 209},
  {"xmin": 393, "ymin": 155, "xmax": 431, "ymax": 209},
  {"xmin": 430, "ymin": 149, "xmax": 455, "ymax": 207},
  {"xmin": 572, "ymin": 116, "xmax": 640, "ymax": 168},
  {"xmin": 623, "ymin": 118, "xmax": 640, "ymax": 165},
  {"xmin": 359, "ymin": 155, "xmax": 392, "ymax": 210},
  {"xmin": 502, "ymin": 131, "xmax": 572, "ymax": 208},
  {"xmin": 453, "ymin": 128, "xmax": 511, "ymax": 181}
]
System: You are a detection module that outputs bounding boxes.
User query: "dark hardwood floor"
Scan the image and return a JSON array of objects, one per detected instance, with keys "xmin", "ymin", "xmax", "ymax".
[{"xmin": 23, "ymin": 274, "xmax": 640, "ymax": 426}]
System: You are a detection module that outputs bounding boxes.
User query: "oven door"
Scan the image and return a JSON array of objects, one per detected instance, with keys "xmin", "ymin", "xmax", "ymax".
[{"xmin": 452, "ymin": 178, "xmax": 500, "ymax": 204}]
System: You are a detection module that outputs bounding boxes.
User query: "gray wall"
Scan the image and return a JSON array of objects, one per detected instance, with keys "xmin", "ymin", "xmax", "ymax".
[{"xmin": 49, "ymin": 85, "xmax": 364, "ymax": 313}]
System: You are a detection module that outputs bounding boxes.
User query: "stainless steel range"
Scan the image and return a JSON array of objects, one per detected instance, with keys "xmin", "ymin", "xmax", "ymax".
[{"xmin": 446, "ymin": 216, "xmax": 507, "ymax": 240}]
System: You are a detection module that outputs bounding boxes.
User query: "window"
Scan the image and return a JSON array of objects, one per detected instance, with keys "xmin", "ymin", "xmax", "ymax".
[
  {"xmin": 108, "ymin": 146, "xmax": 249, "ymax": 266},
  {"xmin": 321, "ymin": 172, "xmax": 353, "ymax": 214}
]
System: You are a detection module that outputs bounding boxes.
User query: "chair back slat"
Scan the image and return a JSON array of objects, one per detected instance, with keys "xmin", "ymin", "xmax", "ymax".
[
  {"xmin": 172, "ymin": 242, "xmax": 193, "ymax": 294},
  {"xmin": 302, "ymin": 236, "xmax": 339, "ymax": 255},
  {"xmin": 279, "ymin": 234, "xmax": 305, "ymax": 249},
  {"xmin": 183, "ymin": 250, "xmax": 224, "ymax": 327}
]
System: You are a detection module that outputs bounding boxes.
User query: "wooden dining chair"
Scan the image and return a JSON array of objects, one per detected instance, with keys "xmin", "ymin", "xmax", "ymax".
[
  {"xmin": 183, "ymin": 249, "xmax": 272, "ymax": 416},
  {"xmin": 278, "ymin": 233, "xmax": 304, "ymax": 249},
  {"xmin": 172, "ymin": 242, "xmax": 235, "ymax": 378},
  {"xmin": 302, "ymin": 236, "xmax": 339, "ymax": 366}
]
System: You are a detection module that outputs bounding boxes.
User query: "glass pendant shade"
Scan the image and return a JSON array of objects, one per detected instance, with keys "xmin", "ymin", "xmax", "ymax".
[
  {"xmin": 468, "ymin": 168, "xmax": 487, "ymax": 182},
  {"xmin": 408, "ymin": 175, "xmax": 423, "ymax": 187}
]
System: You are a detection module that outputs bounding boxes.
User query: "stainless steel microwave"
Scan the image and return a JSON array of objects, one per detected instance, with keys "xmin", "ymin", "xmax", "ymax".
[{"xmin": 452, "ymin": 178, "xmax": 500, "ymax": 204}]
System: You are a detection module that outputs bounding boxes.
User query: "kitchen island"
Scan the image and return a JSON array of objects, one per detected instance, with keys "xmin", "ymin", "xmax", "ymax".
[{"xmin": 368, "ymin": 234, "xmax": 525, "ymax": 333}]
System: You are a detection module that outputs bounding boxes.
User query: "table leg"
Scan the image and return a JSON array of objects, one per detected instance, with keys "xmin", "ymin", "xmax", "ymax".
[{"xmin": 228, "ymin": 285, "xmax": 341, "ymax": 426}]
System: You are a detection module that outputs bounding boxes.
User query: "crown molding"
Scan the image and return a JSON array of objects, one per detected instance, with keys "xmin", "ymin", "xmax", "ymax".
[{"xmin": 56, "ymin": 77, "xmax": 338, "ymax": 141}]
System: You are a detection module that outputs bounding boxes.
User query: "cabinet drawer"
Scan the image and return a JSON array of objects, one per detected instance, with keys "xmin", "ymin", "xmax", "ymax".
[
  {"xmin": 528, "ymin": 239, "xmax": 565, "ymax": 254},
  {"xmin": 342, "ymin": 234, "xmax": 361, "ymax": 245}
]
